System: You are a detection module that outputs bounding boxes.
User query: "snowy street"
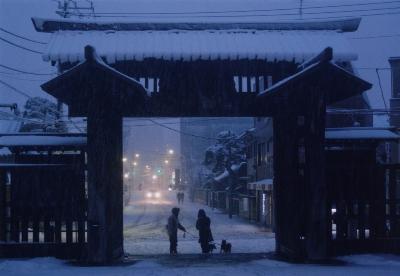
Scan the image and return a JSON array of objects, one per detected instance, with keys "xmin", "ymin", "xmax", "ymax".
[{"xmin": 123, "ymin": 191, "xmax": 275, "ymax": 255}]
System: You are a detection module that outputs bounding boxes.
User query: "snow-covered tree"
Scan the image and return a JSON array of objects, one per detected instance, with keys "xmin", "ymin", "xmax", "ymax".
[
  {"xmin": 199, "ymin": 130, "xmax": 246, "ymax": 187},
  {"xmin": 20, "ymin": 97, "xmax": 67, "ymax": 133}
]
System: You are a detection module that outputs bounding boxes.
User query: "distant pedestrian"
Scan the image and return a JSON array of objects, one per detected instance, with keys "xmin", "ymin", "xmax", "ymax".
[
  {"xmin": 167, "ymin": 207, "xmax": 186, "ymax": 255},
  {"xmin": 177, "ymin": 192, "xmax": 182, "ymax": 204},
  {"xmin": 196, "ymin": 209, "xmax": 214, "ymax": 253},
  {"xmin": 181, "ymin": 192, "xmax": 185, "ymax": 204}
]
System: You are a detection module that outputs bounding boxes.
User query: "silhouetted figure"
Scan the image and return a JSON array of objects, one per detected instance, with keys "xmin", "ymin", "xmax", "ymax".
[
  {"xmin": 177, "ymin": 192, "xmax": 182, "ymax": 204},
  {"xmin": 181, "ymin": 192, "xmax": 185, "ymax": 203},
  {"xmin": 167, "ymin": 207, "xmax": 186, "ymax": 255},
  {"xmin": 196, "ymin": 209, "xmax": 214, "ymax": 253}
]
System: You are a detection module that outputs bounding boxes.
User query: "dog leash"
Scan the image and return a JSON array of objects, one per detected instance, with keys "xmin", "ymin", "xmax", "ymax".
[{"xmin": 183, "ymin": 231, "xmax": 223, "ymax": 247}]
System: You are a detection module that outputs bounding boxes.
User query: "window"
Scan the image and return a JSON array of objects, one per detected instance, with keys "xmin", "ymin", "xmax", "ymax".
[
  {"xmin": 234, "ymin": 76, "xmax": 272, "ymax": 93},
  {"xmin": 137, "ymin": 77, "xmax": 160, "ymax": 93}
]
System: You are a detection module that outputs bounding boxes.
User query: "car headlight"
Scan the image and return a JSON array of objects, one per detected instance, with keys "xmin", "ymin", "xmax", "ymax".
[
  {"xmin": 146, "ymin": 192, "xmax": 153, "ymax": 198},
  {"xmin": 155, "ymin": 192, "xmax": 161, "ymax": 198}
]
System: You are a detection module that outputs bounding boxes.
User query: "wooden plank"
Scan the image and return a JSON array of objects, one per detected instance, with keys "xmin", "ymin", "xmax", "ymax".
[
  {"xmin": 21, "ymin": 216, "xmax": 28, "ymax": 242},
  {"xmin": 0, "ymin": 170, "xmax": 6, "ymax": 241},
  {"xmin": 247, "ymin": 75, "xmax": 252, "ymax": 93},
  {"xmin": 32, "ymin": 213, "xmax": 39, "ymax": 243},
  {"xmin": 66, "ymin": 219, "xmax": 73, "ymax": 244},
  {"xmin": 55, "ymin": 219, "xmax": 62, "ymax": 244},
  {"xmin": 255, "ymin": 76, "xmax": 260, "ymax": 93},
  {"xmin": 44, "ymin": 215, "xmax": 52, "ymax": 242},
  {"xmin": 389, "ymin": 169, "xmax": 397, "ymax": 237},
  {"xmin": 78, "ymin": 151, "xmax": 86, "ymax": 244}
]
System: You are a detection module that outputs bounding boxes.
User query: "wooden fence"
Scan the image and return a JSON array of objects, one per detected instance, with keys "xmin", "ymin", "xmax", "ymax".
[{"xmin": 0, "ymin": 164, "xmax": 86, "ymax": 258}]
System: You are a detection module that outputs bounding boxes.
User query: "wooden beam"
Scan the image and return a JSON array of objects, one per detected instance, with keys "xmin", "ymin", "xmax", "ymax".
[
  {"xmin": 303, "ymin": 86, "xmax": 329, "ymax": 260},
  {"xmin": 86, "ymin": 79, "xmax": 124, "ymax": 264}
]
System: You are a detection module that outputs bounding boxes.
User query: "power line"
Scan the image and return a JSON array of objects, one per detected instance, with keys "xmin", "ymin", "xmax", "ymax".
[
  {"xmin": 0, "ymin": 63, "xmax": 55, "ymax": 76},
  {"xmin": 81, "ymin": 0, "xmax": 400, "ymax": 15},
  {"xmin": 147, "ymin": 118, "xmax": 216, "ymax": 140},
  {"xmin": 375, "ymin": 69, "xmax": 390, "ymax": 120},
  {"xmin": 0, "ymin": 73, "xmax": 49, "ymax": 82},
  {"xmin": 0, "ymin": 27, "xmax": 48, "ymax": 44},
  {"xmin": 0, "ymin": 36, "xmax": 43, "ymax": 54}
]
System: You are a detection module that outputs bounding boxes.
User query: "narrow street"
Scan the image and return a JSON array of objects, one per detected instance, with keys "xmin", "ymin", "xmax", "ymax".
[{"xmin": 124, "ymin": 191, "xmax": 275, "ymax": 255}]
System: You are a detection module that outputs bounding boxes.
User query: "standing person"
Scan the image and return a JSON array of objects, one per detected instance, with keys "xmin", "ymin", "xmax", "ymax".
[
  {"xmin": 181, "ymin": 192, "xmax": 185, "ymax": 204},
  {"xmin": 167, "ymin": 207, "xmax": 186, "ymax": 255},
  {"xmin": 196, "ymin": 209, "xmax": 214, "ymax": 253}
]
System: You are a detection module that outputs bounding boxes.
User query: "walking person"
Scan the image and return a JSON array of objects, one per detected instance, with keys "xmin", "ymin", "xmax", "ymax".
[
  {"xmin": 196, "ymin": 209, "xmax": 214, "ymax": 253},
  {"xmin": 181, "ymin": 192, "xmax": 185, "ymax": 204},
  {"xmin": 167, "ymin": 207, "xmax": 186, "ymax": 255}
]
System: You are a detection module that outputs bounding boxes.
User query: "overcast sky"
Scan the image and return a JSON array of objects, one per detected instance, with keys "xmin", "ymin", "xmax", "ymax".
[{"xmin": 0, "ymin": 0, "xmax": 399, "ymax": 126}]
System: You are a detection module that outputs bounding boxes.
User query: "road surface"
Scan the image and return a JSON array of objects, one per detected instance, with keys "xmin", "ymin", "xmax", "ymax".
[{"xmin": 123, "ymin": 191, "xmax": 274, "ymax": 255}]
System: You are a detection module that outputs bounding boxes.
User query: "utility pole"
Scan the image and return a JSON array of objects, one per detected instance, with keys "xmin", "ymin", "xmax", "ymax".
[
  {"xmin": 226, "ymin": 133, "xmax": 235, "ymax": 219},
  {"xmin": 54, "ymin": 0, "xmax": 95, "ymax": 18}
]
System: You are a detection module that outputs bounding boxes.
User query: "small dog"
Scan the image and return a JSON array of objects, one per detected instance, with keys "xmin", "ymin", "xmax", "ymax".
[{"xmin": 220, "ymin": 239, "xmax": 232, "ymax": 253}]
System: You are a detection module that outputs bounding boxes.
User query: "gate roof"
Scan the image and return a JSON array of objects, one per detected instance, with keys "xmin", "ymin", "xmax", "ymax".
[{"xmin": 32, "ymin": 17, "xmax": 360, "ymax": 64}]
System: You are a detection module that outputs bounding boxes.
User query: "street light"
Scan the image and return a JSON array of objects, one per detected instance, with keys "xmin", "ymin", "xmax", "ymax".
[
  {"xmin": 168, "ymin": 149, "xmax": 174, "ymax": 155},
  {"xmin": 122, "ymin": 157, "xmax": 128, "ymax": 162},
  {"xmin": 164, "ymin": 159, "xmax": 169, "ymax": 164},
  {"xmin": 152, "ymin": 175, "xmax": 157, "ymax": 180},
  {"xmin": 124, "ymin": 173, "xmax": 129, "ymax": 178},
  {"xmin": 133, "ymin": 161, "xmax": 138, "ymax": 166},
  {"xmin": 135, "ymin": 153, "xmax": 140, "ymax": 158}
]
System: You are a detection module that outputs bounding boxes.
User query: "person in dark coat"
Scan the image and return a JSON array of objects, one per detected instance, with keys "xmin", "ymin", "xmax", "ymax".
[
  {"xmin": 196, "ymin": 209, "xmax": 214, "ymax": 253},
  {"xmin": 167, "ymin": 207, "xmax": 186, "ymax": 255}
]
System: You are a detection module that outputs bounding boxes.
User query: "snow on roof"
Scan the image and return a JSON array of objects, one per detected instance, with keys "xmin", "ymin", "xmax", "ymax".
[
  {"xmin": 325, "ymin": 128, "xmax": 400, "ymax": 141},
  {"xmin": 0, "ymin": 135, "xmax": 86, "ymax": 147},
  {"xmin": 247, "ymin": 178, "xmax": 273, "ymax": 191},
  {"xmin": 0, "ymin": 147, "xmax": 11, "ymax": 156},
  {"xmin": 0, "ymin": 119, "xmax": 21, "ymax": 133},
  {"xmin": 214, "ymin": 162, "xmax": 246, "ymax": 182},
  {"xmin": 43, "ymin": 30, "xmax": 357, "ymax": 64}
]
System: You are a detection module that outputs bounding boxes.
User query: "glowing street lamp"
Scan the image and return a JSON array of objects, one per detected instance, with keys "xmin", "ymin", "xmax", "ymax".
[
  {"xmin": 133, "ymin": 162, "xmax": 138, "ymax": 166},
  {"xmin": 135, "ymin": 153, "xmax": 140, "ymax": 158},
  {"xmin": 164, "ymin": 160, "xmax": 169, "ymax": 164},
  {"xmin": 152, "ymin": 175, "xmax": 158, "ymax": 180},
  {"xmin": 124, "ymin": 173, "xmax": 129, "ymax": 179},
  {"xmin": 168, "ymin": 149, "xmax": 174, "ymax": 155},
  {"xmin": 122, "ymin": 157, "xmax": 128, "ymax": 162}
]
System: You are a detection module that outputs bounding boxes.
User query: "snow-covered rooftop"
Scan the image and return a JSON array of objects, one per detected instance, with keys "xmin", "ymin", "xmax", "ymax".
[
  {"xmin": 0, "ymin": 135, "xmax": 86, "ymax": 147},
  {"xmin": 248, "ymin": 178, "xmax": 273, "ymax": 191},
  {"xmin": 43, "ymin": 29, "xmax": 357, "ymax": 64},
  {"xmin": 325, "ymin": 128, "xmax": 400, "ymax": 140}
]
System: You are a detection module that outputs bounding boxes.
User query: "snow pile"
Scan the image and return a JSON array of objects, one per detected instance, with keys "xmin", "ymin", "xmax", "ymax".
[{"xmin": 43, "ymin": 30, "xmax": 357, "ymax": 64}]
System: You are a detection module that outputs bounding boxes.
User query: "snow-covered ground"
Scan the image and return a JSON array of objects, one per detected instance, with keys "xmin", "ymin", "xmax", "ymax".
[
  {"xmin": 1, "ymin": 254, "xmax": 400, "ymax": 276},
  {"xmin": 1, "ymin": 192, "xmax": 399, "ymax": 275},
  {"xmin": 124, "ymin": 191, "xmax": 274, "ymax": 255}
]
